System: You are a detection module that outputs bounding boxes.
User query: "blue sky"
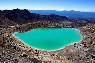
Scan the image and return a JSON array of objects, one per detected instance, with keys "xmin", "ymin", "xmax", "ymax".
[{"xmin": 0, "ymin": 0, "xmax": 95, "ymax": 12}]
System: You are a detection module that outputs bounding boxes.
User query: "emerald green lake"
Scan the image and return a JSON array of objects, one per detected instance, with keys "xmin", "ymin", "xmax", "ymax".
[{"xmin": 13, "ymin": 28, "xmax": 83, "ymax": 51}]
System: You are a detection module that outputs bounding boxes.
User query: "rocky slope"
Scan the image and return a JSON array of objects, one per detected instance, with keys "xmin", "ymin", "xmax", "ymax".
[{"xmin": 0, "ymin": 9, "xmax": 95, "ymax": 63}]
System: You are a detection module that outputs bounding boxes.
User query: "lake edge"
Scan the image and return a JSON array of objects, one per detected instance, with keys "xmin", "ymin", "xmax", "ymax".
[{"xmin": 12, "ymin": 28, "xmax": 83, "ymax": 51}]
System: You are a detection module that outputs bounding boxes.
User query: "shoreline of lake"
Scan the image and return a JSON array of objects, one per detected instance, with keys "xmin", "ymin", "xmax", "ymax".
[{"xmin": 12, "ymin": 28, "xmax": 83, "ymax": 51}]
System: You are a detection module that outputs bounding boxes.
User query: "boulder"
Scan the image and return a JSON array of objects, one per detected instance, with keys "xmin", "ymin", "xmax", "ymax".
[{"xmin": 0, "ymin": 36, "xmax": 3, "ymax": 45}]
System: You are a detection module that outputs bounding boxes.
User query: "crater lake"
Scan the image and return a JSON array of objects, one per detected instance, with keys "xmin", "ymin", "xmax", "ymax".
[{"xmin": 13, "ymin": 28, "xmax": 83, "ymax": 51}]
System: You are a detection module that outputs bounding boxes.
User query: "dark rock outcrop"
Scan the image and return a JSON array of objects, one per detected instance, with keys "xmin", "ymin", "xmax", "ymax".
[{"xmin": 0, "ymin": 9, "xmax": 68, "ymax": 25}]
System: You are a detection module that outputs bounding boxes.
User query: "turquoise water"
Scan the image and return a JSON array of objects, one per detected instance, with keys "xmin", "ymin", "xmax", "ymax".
[{"xmin": 13, "ymin": 28, "xmax": 83, "ymax": 51}]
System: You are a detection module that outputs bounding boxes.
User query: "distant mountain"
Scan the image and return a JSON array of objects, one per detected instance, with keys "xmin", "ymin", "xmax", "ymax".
[
  {"xmin": 31, "ymin": 10, "xmax": 95, "ymax": 19},
  {"xmin": 0, "ymin": 9, "xmax": 68, "ymax": 25}
]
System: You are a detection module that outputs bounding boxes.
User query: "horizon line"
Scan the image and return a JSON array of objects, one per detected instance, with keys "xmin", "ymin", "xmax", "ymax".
[{"xmin": 0, "ymin": 8, "xmax": 95, "ymax": 12}]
